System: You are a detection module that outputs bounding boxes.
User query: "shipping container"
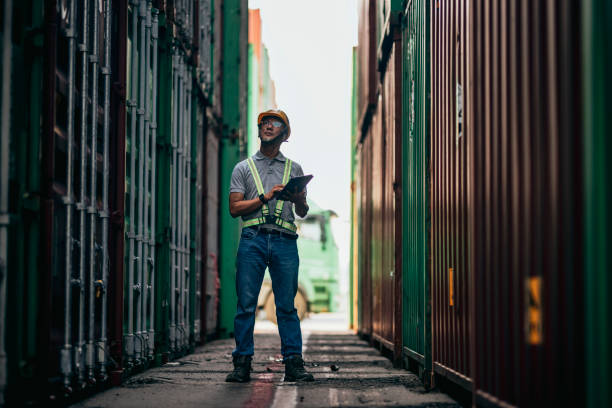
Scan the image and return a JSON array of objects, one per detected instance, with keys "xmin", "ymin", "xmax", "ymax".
[
  {"xmin": 356, "ymin": 0, "xmax": 403, "ymax": 362},
  {"xmin": 375, "ymin": 0, "xmax": 403, "ymax": 66},
  {"xmin": 0, "ymin": 0, "xmax": 246, "ymax": 404},
  {"xmin": 380, "ymin": 39, "xmax": 403, "ymax": 362},
  {"xmin": 1, "ymin": 0, "xmax": 45, "ymax": 403},
  {"xmin": 203, "ymin": 122, "xmax": 221, "ymax": 338},
  {"xmin": 430, "ymin": 0, "xmax": 471, "ymax": 389},
  {"xmin": 353, "ymin": 1, "xmax": 604, "ymax": 406},
  {"xmin": 468, "ymin": 1, "xmax": 584, "ymax": 406},
  {"xmin": 218, "ymin": 0, "xmax": 248, "ymax": 338},
  {"xmin": 401, "ymin": 0, "xmax": 432, "ymax": 385},
  {"xmin": 582, "ymin": 1, "xmax": 611, "ymax": 407},
  {"xmin": 124, "ymin": 0, "xmax": 161, "ymax": 367},
  {"xmin": 195, "ymin": 0, "xmax": 222, "ymax": 341},
  {"xmin": 358, "ymin": 132, "xmax": 373, "ymax": 338},
  {"xmin": 41, "ymin": 0, "xmax": 119, "ymax": 394},
  {"xmin": 357, "ymin": 0, "xmax": 377, "ymax": 131}
]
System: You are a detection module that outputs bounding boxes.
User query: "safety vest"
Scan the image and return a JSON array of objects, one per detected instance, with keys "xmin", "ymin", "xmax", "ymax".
[{"xmin": 243, "ymin": 157, "xmax": 298, "ymax": 233}]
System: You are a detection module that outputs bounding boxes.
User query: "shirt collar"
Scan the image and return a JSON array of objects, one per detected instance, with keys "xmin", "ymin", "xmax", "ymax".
[{"xmin": 253, "ymin": 150, "xmax": 286, "ymax": 162}]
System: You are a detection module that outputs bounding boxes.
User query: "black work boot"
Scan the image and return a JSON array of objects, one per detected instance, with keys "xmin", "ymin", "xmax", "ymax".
[
  {"xmin": 284, "ymin": 355, "xmax": 314, "ymax": 382},
  {"xmin": 225, "ymin": 355, "xmax": 252, "ymax": 383}
]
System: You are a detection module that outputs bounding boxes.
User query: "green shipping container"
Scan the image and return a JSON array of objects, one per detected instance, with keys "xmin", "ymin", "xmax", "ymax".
[
  {"xmin": 1, "ymin": 0, "xmax": 45, "ymax": 401},
  {"xmin": 401, "ymin": 0, "xmax": 432, "ymax": 385},
  {"xmin": 583, "ymin": 0, "xmax": 611, "ymax": 406},
  {"xmin": 124, "ymin": 1, "xmax": 163, "ymax": 365},
  {"xmin": 376, "ymin": 0, "xmax": 403, "ymax": 64},
  {"xmin": 218, "ymin": 0, "xmax": 248, "ymax": 338}
]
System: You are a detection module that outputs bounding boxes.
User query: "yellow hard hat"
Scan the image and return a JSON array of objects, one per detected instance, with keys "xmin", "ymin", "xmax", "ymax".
[{"xmin": 257, "ymin": 109, "xmax": 291, "ymax": 138}]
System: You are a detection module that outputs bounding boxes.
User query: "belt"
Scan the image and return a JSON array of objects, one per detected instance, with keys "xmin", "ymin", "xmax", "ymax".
[{"xmin": 245, "ymin": 226, "xmax": 297, "ymax": 238}]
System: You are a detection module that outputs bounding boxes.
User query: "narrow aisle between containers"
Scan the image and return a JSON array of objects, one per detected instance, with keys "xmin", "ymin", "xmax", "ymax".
[{"xmin": 72, "ymin": 315, "xmax": 460, "ymax": 408}]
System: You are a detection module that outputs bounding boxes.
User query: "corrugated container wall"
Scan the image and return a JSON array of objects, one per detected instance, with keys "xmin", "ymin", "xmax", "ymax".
[
  {"xmin": 124, "ymin": 0, "xmax": 162, "ymax": 367},
  {"xmin": 0, "ymin": 0, "xmax": 245, "ymax": 403},
  {"xmin": 431, "ymin": 0, "xmax": 471, "ymax": 388},
  {"xmin": 468, "ymin": 1, "xmax": 584, "ymax": 406},
  {"xmin": 1, "ymin": 0, "xmax": 45, "ymax": 402},
  {"xmin": 201, "ymin": 0, "xmax": 223, "ymax": 340},
  {"xmin": 358, "ymin": 131, "xmax": 373, "ymax": 337},
  {"xmin": 355, "ymin": 0, "xmax": 403, "ymax": 364},
  {"xmin": 378, "ymin": 39, "xmax": 403, "ymax": 361},
  {"xmin": 370, "ymin": 98, "xmax": 383, "ymax": 343},
  {"xmin": 401, "ymin": 0, "xmax": 431, "ymax": 384},
  {"xmin": 218, "ymin": 0, "xmax": 248, "ymax": 338},
  {"xmin": 357, "ymin": 0, "xmax": 377, "ymax": 130},
  {"xmin": 375, "ymin": 0, "xmax": 403, "ymax": 65},
  {"xmin": 352, "ymin": 0, "xmax": 611, "ymax": 406},
  {"xmin": 583, "ymin": 0, "xmax": 611, "ymax": 407}
]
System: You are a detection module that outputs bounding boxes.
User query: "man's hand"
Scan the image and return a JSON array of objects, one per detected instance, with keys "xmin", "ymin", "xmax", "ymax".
[
  {"xmin": 279, "ymin": 187, "xmax": 306, "ymax": 205},
  {"xmin": 229, "ymin": 185, "xmax": 284, "ymax": 218},
  {"xmin": 265, "ymin": 184, "xmax": 286, "ymax": 202}
]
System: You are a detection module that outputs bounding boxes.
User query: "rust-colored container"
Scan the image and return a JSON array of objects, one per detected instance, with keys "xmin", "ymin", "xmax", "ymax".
[
  {"xmin": 357, "ymin": 0, "xmax": 377, "ymax": 129},
  {"xmin": 358, "ymin": 129, "xmax": 373, "ymax": 337},
  {"xmin": 370, "ymin": 97, "xmax": 383, "ymax": 341},
  {"xmin": 355, "ymin": 0, "xmax": 402, "ymax": 361},
  {"xmin": 468, "ymin": 1, "xmax": 584, "ymax": 406},
  {"xmin": 203, "ymin": 121, "xmax": 221, "ymax": 337},
  {"xmin": 430, "ymin": 0, "xmax": 472, "ymax": 389},
  {"xmin": 108, "ymin": 0, "xmax": 128, "ymax": 381},
  {"xmin": 371, "ymin": 39, "xmax": 403, "ymax": 359},
  {"xmin": 37, "ymin": 0, "xmax": 128, "ymax": 390}
]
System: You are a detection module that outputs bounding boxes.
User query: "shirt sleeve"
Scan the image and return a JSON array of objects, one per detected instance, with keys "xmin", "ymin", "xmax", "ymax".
[{"xmin": 229, "ymin": 162, "xmax": 246, "ymax": 194}]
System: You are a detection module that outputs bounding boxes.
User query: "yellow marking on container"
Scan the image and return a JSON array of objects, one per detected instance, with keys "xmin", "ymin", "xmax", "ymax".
[
  {"xmin": 526, "ymin": 276, "xmax": 543, "ymax": 345},
  {"xmin": 449, "ymin": 268, "xmax": 454, "ymax": 306}
]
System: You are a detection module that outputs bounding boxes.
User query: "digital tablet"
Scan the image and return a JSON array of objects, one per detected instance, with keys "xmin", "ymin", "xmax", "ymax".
[{"xmin": 279, "ymin": 175, "xmax": 313, "ymax": 196}]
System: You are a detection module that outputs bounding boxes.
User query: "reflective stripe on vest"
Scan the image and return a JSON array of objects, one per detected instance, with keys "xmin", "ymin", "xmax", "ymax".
[{"xmin": 245, "ymin": 157, "xmax": 297, "ymax": 233}]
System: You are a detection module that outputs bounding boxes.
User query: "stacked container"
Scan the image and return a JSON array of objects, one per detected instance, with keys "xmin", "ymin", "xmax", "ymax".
[
  {"xmin": 354, "ymin": 0, "xmax": 404, "ymax": 363},
  {"xmin": 352, "ymin": 0, "xmax": 611, "ymax": 406},
  {"xmin": 218, "ymin": 0, "xmax": 249, "ymax": 338},
  {"xmin": 430, "ymin": 0, "xmax": 471, "ymax": 390},
  {"xmin": 400, "ymin": 0, "xmax": 432, "ymax": 385},
  {"xmin": 582, "ymin": 1, "xmax": 611, "ymax": 407},
  {"xmin": 124, "ymin": 0, "xmax": 159, "ymax": 367},
  {"xmin": 468, "ymin": 1, "xmax": 584, "ymax": 405},
  {"xmin": 0, "ymin": 0, "xmax": 249, "ymax": 404},
  {"xmin": 0, "ymin": 0, "xmax": 47, "ymax": 403}
]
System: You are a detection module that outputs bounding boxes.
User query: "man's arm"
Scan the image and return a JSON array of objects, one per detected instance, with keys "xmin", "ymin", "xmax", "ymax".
[
  {"xmin": 229, "ymin": 185, "xmax": 286, "ymax": 218},
  {"xmin": 294, "ymin": 192, "xmax": 309, "ymax": 218}
]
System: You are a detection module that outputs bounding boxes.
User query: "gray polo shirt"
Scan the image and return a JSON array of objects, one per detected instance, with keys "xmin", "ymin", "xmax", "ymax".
[{"xmin": 230, "ymin": 150, "xmax": 306, "ymax": 234}]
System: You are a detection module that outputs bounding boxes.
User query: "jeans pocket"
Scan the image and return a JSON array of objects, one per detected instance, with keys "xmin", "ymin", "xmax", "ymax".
[{"xmin": 241, "ymin": 228, "xmax": 258, "ymax": 240}]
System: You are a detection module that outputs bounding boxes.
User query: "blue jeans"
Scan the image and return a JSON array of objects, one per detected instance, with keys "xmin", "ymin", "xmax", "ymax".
[{"xmin": 232, "ymin": 227, "xmax": 303, "ymax": 358}]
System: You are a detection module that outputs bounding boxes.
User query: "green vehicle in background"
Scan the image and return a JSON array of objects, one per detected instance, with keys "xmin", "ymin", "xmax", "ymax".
[{"xmin": 257, "ymin": 199, "xmax": 340, "ymax": 324}]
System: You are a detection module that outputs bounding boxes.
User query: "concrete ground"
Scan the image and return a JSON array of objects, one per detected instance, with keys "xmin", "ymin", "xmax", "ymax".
[{"xmin": 72, "ymin": 314, "xmax": 459, "ymax": 408}]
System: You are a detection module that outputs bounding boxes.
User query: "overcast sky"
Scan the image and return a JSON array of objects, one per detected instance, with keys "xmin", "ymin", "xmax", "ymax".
[{"xmin": 249, "ymin": 0, "xmax": 358, "ymax": 222}]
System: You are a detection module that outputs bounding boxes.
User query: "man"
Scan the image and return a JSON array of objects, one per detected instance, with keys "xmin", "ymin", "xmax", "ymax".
[{"xmin": 226, "ymin": 109, "xmax": 314, "ymax": 383}]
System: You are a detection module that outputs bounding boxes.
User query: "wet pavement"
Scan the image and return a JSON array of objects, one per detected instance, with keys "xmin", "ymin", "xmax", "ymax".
[{"xmin": 73, "ymin": 314, "xmax": 460, "ymax": 407}]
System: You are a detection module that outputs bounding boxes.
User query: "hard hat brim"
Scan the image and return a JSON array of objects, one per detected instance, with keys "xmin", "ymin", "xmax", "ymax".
[{"xmin": 257, "ymin": 110, "xmax": 291, "ymax": 137}]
